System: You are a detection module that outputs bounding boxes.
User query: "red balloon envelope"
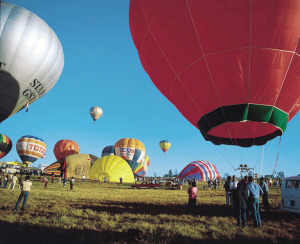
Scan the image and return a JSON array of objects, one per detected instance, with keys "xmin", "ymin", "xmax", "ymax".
[
  {"xmin": 129, "ymin": 0, "xmax": 300, "ymax": 147},
  {"xmin": 53, "ymin": 139, "xmax": 80, "ymax": 161}
]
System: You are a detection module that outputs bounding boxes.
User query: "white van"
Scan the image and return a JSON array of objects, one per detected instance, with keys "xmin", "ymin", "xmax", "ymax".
[{"xmin": 281, "ymin": 174, "xmax": 300, "ymax": 214}]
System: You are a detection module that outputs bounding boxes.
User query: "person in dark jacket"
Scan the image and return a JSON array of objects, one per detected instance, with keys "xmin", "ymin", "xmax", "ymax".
[
  {"xmin": 234, "ymin": 179, "xmax": 248, "ymax": 227},
  {"xmin": 224, "ymin": 176, "xmax": 232, "ymax": 209}
]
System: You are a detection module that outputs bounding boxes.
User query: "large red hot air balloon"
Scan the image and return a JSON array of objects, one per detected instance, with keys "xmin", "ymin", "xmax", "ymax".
[
  {"xmin": 129, "ymin": 0, "xmax": 300, "ymax": 147},
  {"xmin": 53, "ymin": 139, "xmax": 80, "ymax": 161}
]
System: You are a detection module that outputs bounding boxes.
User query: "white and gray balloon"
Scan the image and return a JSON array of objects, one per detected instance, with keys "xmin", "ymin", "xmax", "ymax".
[{"xmin": 0, "ymin": 1, "xmax": 64, "ymax": 122}]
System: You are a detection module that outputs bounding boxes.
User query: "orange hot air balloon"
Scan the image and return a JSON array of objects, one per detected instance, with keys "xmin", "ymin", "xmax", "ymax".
[{"xmin": 53, "ymin": 139, "xmax": 80, "ymax": 161}]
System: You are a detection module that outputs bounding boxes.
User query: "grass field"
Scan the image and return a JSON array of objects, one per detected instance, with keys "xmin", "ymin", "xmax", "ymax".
[{"xmin": 0, "ymin": 177, "xmax": 299, "ymax": 244}]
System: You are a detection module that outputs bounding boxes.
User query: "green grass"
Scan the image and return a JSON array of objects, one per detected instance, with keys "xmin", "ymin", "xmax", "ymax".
[{"xmin": 0, "ymin": 177, "xmax": 299, "ymax": 243}]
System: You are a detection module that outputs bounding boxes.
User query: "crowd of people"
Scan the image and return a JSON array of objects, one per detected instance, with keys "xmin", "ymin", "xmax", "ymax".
[
  {"xmin": 186, "ymin": 175, "xmax": 274, "ymax": 228},
  {"xmin": 1, "ymin": 166, "xmax": 279, "ymax": 228}
]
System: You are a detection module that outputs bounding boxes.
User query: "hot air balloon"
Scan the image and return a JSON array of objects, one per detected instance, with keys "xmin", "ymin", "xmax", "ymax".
[
  {"xmin": 159, "ymin": 140, "xmax": 171, "ymax": 154},
  {"xmin": 0, "ymin": 1, "xmax": 64, "ymax": 123},
  {"xmin": 90, "ymin": 155, "xmax": 135, "ymax": 183},
  {"xmin": 134, "ymin": 153, "xmax": 150, "ymax": 177},
  {"xmin": 53, "ymin": 139, "xmax": 80, "ymax": 161},
  {"xmin": 179, "ymin": 160, "xmax": 219, "ymax": 181},
  {"xmin": 45, "ymin": 154, "xmax": 98, "ymax": 178},
  {"xmin": 129, "ymin": 0, "xmax": 300, "ymax": 147},
  {"xmin": 101, "ymin": 145, "xmax": 115, "ymax": 157},
  {"xmin": 114, "ymin": 138, "xmax": 146, "ymax": 176},
  {"xmin": 0, "ymin": 133, "xmax": 12, "ymax": 159},
  {"xmin": 90, "ymin": 106, "xmax": 103, "ymax": 123},
  {"xmin": 16, "ymin": 135, "xmax": 46, "ymax": 167}
]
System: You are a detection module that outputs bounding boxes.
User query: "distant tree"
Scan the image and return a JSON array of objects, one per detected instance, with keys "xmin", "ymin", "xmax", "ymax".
[
  {"xmin": 223, "ymin": 173, "xmax": 229, "ymax": 179},
  {"xmin": 277, "ymin": 171, "xmax": 285, "ymax": 179},
  {"xmin": 174, "ymin": 169, "xmax": 178, "ymax": 175},
  {"xmin": 154, "ymin": 172, "xmax": 157, "ymax": 177},
  {"xmin": 168, "ymin": 170, "xmax": 173, "ymax": 177},
  {"xmin": 163, "ymin": 174, "xmax": 168, "ymax": 178}
]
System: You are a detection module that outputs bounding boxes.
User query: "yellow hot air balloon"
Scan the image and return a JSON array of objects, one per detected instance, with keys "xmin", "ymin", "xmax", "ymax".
[
  {"xmin": 90, "ymin": 155, "xmax": 134, "ymax": 183},
  {"xmin": 159, "ymin": 140, "xmax": 171, "ymax": 154}
]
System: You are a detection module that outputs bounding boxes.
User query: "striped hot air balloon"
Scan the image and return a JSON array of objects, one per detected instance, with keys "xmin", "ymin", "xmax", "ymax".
[
  {"xmin": 134, "ymin": 153, "xmax": 150, "ymax": 177},
  {"xmin": 53, "ymin": 139, "xmax": 80, "ymax": 161},
  {"xmin": 159, "ymin": 140, "xmax": 171, "ymax": 154},
  {"xmin": 114, "ymin": 138, "xmax": 146, "ymax": 176},
  {"xmin": 179, "ymin": 160, "xmax": 219, "ymax": 181},
  {"xmin": 16, "ymin": 135, "xmax": 46, "ymax": 167},
  {"xmin": 0, "ymin": 133, "xmax": 12, "ymax": 159}
]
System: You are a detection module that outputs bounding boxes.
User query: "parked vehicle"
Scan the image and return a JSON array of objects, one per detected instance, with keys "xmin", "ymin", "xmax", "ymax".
[
  {"xmin": 131, "ymin": 181, "xmax": 160, "ymax": 189},
  {"xmin": 281, "ymin": 174, "xmax": 300, "ymax": 214}
]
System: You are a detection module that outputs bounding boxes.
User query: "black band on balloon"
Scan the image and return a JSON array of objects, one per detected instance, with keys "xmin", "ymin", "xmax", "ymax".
[{"xmin": 197, "ymin": 104, "xmax": 288, "ymax": 147}]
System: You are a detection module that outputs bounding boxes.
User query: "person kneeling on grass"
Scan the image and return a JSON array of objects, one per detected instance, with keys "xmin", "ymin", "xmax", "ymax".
[
  {"xmin": 187, "ymin": 181, "xmax": 197, "ymax": 215},
  {"xmin": 13, "ymin": 176, "xmax": 32, "ymax": 212}
]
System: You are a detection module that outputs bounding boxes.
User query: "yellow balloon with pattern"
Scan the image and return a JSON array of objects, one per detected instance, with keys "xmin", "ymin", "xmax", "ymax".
[{"xmin": 159, "ymin": 140, "xmax": 171, "ymax": 154}]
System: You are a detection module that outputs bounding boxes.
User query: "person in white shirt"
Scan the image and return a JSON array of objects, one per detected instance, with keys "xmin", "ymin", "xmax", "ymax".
[
  {"xmin": 13, "ymin": 176, "xmax": 32, "ymax": 211},
  {"xmin": 11, "ymin": 174, "xmax": 18, "ymax": 189}
]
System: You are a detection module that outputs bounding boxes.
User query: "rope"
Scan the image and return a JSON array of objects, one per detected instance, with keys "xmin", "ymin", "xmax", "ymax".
[
  {"xmin": 259, "ymin": 145, "xmax": 264, "ymax": 176},
  {"xmin": 272, "ymin": 136, "xmax": 282, "ymax": 177}
]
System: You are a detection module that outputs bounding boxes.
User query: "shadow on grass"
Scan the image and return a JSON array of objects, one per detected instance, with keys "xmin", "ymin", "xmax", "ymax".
[
  {"xmin": 75, "ymin": 200, "xmax": 300, "ymax": 223},
  {"xmin": 1, "ymin": 219, "xmax": 297, "ymax": 244}
]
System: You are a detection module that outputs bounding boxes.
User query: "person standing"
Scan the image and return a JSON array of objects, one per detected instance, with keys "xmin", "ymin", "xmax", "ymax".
[
  {"xmin": 259, "ymin": 177, "xmax": 270, "ymax": 211},
  {"xmin": 119, "ymin": 177, "xmax": 123, "ymax": 184},
  {"xmin": 234, "ymin": 179, "xmax": 248, "ymax": 228},
  {"xmin": 224, "ymin": 176, "xmax": 232, "ymax": 209},
  {"xmin": 187, "ymin": 181, "xmax": 198, "ymax": 215},
  {"xmin": 13, "ymin": 176, "xmax": 32, "ymax": 212},
  {"xmin": 70, "ymin": 177, "xmax": 75, "ymax": 190},
  {"xmin": 63, "ymin": 176, "xmax": 67, "ymax": 187},
  {"xmin": 82, "ymin": 175, "xmax": 85, "ymax": 183},
  {"xmin": 51, "ymin": 173, "xmax": 55, "ymax": 183},
  {"xmin": 246, "ymin": 176, "xmax": 263, "ymax": 227},
  {"xmin": 44, "ymin": 177, "xmax": 48, "ymax": 188},
  {"xmin": 11, "ymin": 174, "xmax": 18, "ymax": 189}
]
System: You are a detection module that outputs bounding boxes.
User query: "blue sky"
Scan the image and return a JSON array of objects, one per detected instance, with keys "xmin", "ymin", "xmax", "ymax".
[{"xmin": 1, "ymin": 0, "xmax": 299, "ymax": 178}]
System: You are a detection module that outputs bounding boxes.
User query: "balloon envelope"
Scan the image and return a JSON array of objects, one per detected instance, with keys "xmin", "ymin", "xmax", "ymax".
[
  {"xmin": 101, "ymin": 145, "xmax": 115, "ymax": 157},
  {"xmin": 90, "ymin": 106, "xmax": 103, "ymax": 123},
  {"xmin": 179, "ymin": 160, "xmax": 219, "ymax": 181},
  {"xmin": 0, "ymin": 133, "xmax": 12, "ymax": 159},
  {"xmin": 44, "ymin": 154, "xmax": 98, "ymax": 178},
  {"xmin": 53, "ymin": 139, "xmax": 80, "ymax": 161},
  {"xmin": 129, "ymin": 0, "xmax": 300, "ymax": 147},
  {"xmin": 114, "ymin": 138, "xmax": 146, "ymax": 176},
  {"xmin": 159, "ymin": 140, "xmax": 171, "ymax": 153},
  {"xmin": 0, "ymin": 1, "xmax": 64, "ymax": 123},
  {"xmin": 90, "ymin": 155, "xmax": 135, "ymax": 183},
  {"xmin": 16, "ymin": 135, "xmax": 46, "ymax": 166},
  {"xmin": 134, "ymin": 153, "xmax": 150, "ymax": 177}
]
